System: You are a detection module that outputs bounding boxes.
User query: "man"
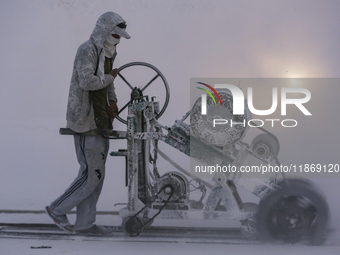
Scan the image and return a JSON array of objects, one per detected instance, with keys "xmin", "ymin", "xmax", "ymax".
[{"xmin": 45, "ymin": 12, "xmax": 130, "ymax": 235}]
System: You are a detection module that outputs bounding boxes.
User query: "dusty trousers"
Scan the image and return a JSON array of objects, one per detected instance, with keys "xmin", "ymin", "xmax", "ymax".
[{"xmin": 49, "ymin": 134, "xmax": 109, "ymax": 230}]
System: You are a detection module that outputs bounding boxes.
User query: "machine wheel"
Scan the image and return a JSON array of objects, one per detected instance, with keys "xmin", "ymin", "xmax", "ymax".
[
  {"xmin": 115, "ymin": 62, "xmax": 170, "ymax": 124},
  {"xmin": 121, "ymin": 216, "xmax": 143, "ymax": 236},
  {"xmin": 251, "ymin": 133, "xmax": 280, "ymax": 160},
  {"xmin": 256, "ymin": 179, "xmax": 329, "ymax": 245}
]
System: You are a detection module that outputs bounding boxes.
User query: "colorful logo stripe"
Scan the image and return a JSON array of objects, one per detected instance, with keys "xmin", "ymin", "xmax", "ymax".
[
  {"xmin": 196, "ymin": 87, "xmax": 217, "ymax": 105},
  {"xmin": 196, "ymin": 82, "xmax": 223, "ymax": 105}
]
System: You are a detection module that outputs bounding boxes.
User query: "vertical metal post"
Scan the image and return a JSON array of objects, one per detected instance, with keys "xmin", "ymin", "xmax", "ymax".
[
  {"xmin": 126, "ymin": 101, "xmax": 155, "ymax": 213},
  {"xmin": 127, "ymin": 114, "xmax": 137, "ymax": 211}
]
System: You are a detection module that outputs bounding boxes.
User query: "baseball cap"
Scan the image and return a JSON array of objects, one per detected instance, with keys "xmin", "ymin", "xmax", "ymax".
[{"xmin": 111, "ymin": 22, "xmax": 131, "ymax": 39}]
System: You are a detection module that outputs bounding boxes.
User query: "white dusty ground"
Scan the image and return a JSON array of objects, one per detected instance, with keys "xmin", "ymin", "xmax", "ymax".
[
  {"xmin": 1, "ymin": 238, "xmax": 340, "ymax": 255},
  {"xmin": 1, "ymin": 213, "xmax": 340, "ymax": 255}
]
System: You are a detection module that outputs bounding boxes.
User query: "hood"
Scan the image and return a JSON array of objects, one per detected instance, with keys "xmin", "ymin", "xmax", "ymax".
[{"xmin": 90, "ymin": 12, "xmax": 126, "ymax": 49}]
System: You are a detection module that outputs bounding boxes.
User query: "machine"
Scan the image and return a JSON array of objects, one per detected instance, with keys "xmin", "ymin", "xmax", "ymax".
[{"xmin": 101, "ymin": 62, "xmax": 329, "ymax": 245}]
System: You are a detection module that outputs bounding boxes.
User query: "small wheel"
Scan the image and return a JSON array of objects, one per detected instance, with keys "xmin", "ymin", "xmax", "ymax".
[
  {"xmin": 121, "ymin": 216, "xmax": 143, "ymax": 236},
  {"xmin": 114, "ymin": 62, "xmax": 170, "ymax": 124},
  {"xmin": 251, "ymin": 133, "xmax": 280, "ymax": 160},
  {"xmin": 256, "ymin": 179, "xmax": 329, "ymax": 245}
]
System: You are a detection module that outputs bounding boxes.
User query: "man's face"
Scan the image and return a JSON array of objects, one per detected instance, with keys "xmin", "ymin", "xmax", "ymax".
[{"xmin": 110, "ymin": 34, "xmax": 120, "ymax": 46}]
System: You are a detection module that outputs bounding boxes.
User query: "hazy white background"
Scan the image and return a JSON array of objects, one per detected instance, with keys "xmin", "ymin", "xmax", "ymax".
[{"xmin": 1, "ymin": 0, "xmax": 340, "ymax": 231}]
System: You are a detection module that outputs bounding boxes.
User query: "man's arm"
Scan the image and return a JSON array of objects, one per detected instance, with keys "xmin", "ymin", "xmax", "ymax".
[{"xmin": 76, "ymin": 46, "xmax": 115, "ymax": 91}]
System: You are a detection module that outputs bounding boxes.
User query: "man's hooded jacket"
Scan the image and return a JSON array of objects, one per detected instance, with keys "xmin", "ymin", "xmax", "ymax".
[{"xmin": 66, "ymin": 12, "xmax": 124, "ymax": 133}]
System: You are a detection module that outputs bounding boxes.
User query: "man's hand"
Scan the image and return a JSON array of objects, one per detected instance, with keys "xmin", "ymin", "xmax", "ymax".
[
  {"xmin": 109, "ymin": 68, "xmax": 118, "ymax": 78},
  {"xmin": 107, "ymin": 101, "xmax": 119, "ymax": 118}
]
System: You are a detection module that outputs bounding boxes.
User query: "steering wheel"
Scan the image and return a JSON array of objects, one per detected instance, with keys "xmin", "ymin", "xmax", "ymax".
[{"xmin": 115, "ymin": 62, "xmax": 170, "ymax": 124}]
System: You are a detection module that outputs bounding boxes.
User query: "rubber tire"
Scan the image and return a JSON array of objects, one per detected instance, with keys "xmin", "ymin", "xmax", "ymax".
[
  {"xmin": 121, "ymin": 216, "xmax": 143, "ymax": 237},
  {"xmin": 256, "ymin": 179, "xmax": 329, "ymax": 245}
]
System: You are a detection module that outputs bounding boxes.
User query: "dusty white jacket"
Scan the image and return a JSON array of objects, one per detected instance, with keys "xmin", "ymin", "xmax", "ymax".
[{"xmin": 66, "ymin": 12, "xmax": 124, "ymax": 133}]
